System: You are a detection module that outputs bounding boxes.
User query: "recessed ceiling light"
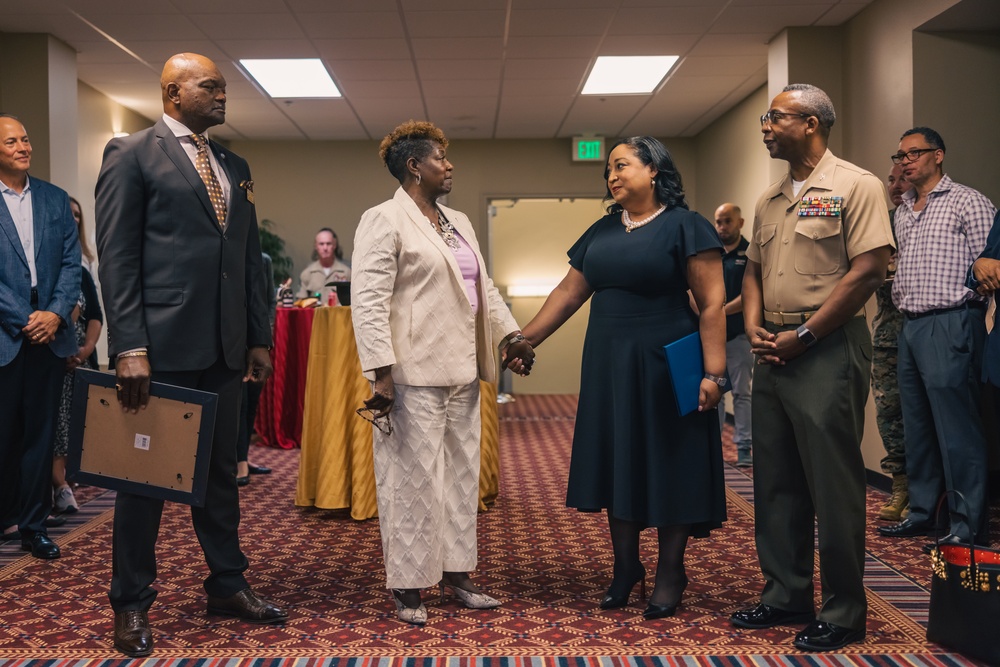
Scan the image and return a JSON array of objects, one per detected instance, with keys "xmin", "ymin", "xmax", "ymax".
[
  {"xmin": 240, "ymin": 58, "xmax": 341, "ymax": 98},
  {"xmin": 582, "ymin": 56, "xmax": 679, "ymax": 95}
]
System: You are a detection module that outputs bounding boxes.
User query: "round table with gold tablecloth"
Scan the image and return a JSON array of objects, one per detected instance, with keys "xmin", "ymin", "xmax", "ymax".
[{"xmin": 295, "ymin": 306, "xmax": 500, "ymax": 520}]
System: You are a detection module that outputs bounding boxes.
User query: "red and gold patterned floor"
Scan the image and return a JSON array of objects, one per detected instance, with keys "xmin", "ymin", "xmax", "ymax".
[{"xmin": 0, "ymin": 394, "xmax": 991, "ymax": 665}]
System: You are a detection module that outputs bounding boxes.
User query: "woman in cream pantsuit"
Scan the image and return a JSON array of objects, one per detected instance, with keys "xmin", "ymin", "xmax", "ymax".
[{"xmin": 351, "ymin": 121, "xmax": 535, "ymax": 626}]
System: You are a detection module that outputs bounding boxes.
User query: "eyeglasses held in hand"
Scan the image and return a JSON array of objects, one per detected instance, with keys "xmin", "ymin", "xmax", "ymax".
[
  {"xmin": 759, "ymin": 110, "xmax": 812, "ymax": 126},
  {"xmin": 890, "ymin": 147, "xmax": 937, "ymax": 165},
  {"xmin": 356, "ymin": 407, "xmax": 393, "ymax": 435}
]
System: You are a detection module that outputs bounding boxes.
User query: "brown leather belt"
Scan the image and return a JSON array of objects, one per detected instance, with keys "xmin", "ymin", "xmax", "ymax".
[{"xmin": 764, "ymin": 308, "xmax": 866, "ymax": 325}]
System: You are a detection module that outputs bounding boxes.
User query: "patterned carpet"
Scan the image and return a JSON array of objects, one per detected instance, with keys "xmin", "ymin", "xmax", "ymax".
[{"xmin": 0, "ymin": 394, "xmax": 991, "ymax": 666}]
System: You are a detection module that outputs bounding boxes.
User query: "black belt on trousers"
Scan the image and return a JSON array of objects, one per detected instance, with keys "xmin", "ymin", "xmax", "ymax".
[
  {"xmin": 903, "ymin": 300, "xmax": 987, "ymax": 320},
  {"xmin": 30, "ymin": 287, "xmax": 38, "ymax": 308}
]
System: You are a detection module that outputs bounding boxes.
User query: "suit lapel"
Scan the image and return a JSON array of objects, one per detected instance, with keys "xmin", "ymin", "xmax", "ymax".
[
  {"xmin": 154, "ymin": 120, "xmax": 222, "ymax": 231},
  {"xmin": 212, "ymin": 141, "xmax": 240, "ymax": 227},
  {"xmin": 31, "ymin": 183, "xmax": 48, "ymax": 262},
  {"xmin": 0, "ymin": 187, "xmax": 31, "ymax": 270},
  {"xmin": 393, "ymin": 188, "xmax": 464, "ymax": 287}
]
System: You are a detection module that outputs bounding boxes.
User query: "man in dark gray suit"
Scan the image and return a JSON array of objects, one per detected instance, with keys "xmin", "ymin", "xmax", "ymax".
[
  {"xmin": 96, "ymin": 53, "xmax": 286, "ymax": 657},
  {"xmin": 0, "ymin": 113, "xmax": 80, "ymax": 560}
]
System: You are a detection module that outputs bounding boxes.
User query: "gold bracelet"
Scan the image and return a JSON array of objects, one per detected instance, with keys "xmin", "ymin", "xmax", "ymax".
[{"xmin": 117, "ymin": 350, "xmax": 148, "ymax": 358}]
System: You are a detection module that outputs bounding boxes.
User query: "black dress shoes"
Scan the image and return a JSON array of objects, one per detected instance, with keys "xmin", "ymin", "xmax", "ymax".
[
  {"xmin": 877, "ymin": 518, "xmax": 936, "ymax": 538},
  {"xmin": 730, "ymin": 603, "xmax": 815, "ymax": 629},
  {"xmin": 21, "ymin": 533, "xmax": 60, "ymax": 559},
  {"xmin": 793, "ymin": 620, "xmax": 865, "ymax": 651},
  {"xmin": 114, "ymin": 610, "xmax": 153, "ymax": 657},
  {"xmin": 207, "ymin": 588, "xmax": 288, "ymax": 624},
  {"xmin": 247, "ymin": 463, "xmax": 271, "ymax": 475},
  {"xmin": 236, "ymin": 475, "xmax": 250, "ymax": 487},
  {"xmin": 0, "ymin": 530, "xmax": 20, "ymax": 541}
]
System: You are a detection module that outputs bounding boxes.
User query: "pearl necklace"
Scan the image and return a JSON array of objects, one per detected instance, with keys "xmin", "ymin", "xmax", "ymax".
[{"xmin": 621, "ymin": 205, "xmax": 666, "ymax": 233}]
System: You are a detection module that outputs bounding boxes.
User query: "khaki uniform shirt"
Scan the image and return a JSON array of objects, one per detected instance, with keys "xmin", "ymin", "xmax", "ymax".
[{"xmin": 747, "ymin": 149, "xmax": 893, "ymax": 313}]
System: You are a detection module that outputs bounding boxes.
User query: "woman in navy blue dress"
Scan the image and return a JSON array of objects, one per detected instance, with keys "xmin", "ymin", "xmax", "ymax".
[{"xmin": 516, "ymin": 137, "xmax": 727, "ymax": 619}]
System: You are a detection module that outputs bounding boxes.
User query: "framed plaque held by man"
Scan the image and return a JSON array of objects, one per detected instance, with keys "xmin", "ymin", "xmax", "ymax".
[{"xmin": 67, "ymin": 368, "xmax": 218, "ymax": 507}]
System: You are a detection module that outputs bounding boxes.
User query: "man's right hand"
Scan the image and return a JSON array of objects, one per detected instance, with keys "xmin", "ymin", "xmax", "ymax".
[
  {"xmin": 973, "ymin": 257, "xmax": 1000, "ymax": 294},
  {"xmin": 117, "ymin": 355, "xmax": 152, "ymax": 413}
]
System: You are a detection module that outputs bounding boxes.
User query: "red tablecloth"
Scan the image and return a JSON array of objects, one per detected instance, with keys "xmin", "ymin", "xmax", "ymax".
[{"xmin": 255, "ymin": 307, "xmax": 316, "ymax": 449}]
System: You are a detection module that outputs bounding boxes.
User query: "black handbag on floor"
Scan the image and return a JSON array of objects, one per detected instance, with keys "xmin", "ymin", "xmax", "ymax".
[{"xmin": 926, "ymin": 492, "xmax": 1000, "ymax": 664}]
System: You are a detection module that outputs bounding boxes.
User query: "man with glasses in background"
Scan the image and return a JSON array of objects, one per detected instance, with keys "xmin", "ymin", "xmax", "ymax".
[
  {"xmin": 731, "ymin": 84, "xmax": 893, "ymax": 651},
  {"xmin": 878, "ymin": 127, "xmax": 995, "ymax": 553}
]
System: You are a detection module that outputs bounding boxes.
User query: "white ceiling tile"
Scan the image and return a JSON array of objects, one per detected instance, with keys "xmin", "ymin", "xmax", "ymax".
[
  {"xmin": 599, "ymin": 34, "xmax": 701, "ymax": 56},
  {"xmin": 505, "ymin": 35, "xmax": 601, "ymax": 59},
  {"xmin": 285, "ymin": 0, "xmax": 397, "ymax": 10},
  {"xmin": 508, "ymin": 9, "xmax": 616, "ymax": 36},
  {"xmin": 170, "ymin": 0, "xmax": 291, "ymax": 12},
  {"xmin": 401, "ymin": 0, "xmax": 507, "ymax": 8},
  {"xmin": 814, "ymin": 3, "xmax": 872, "ymax": 25},
  {"xmin": 339, "ymin": 80, "xmax": 423, "ymax": 99},
  {"xmin": 496, "ymin": 96, "xmax": 574, "ymax": 138},
  {"xmin": 404, "ymin": 10, "xmax": 507, "ymax": 38},
  {"xmin": 711, "ymin": 5, "xmax": 830, "ymax": 33},
  {"xmin": 81, "ymin": 14, "xmax": 204, "ymax": 41},
  {"xmin": 411, "ymin": 37, "xmax": 504, "ymax": 60},
  {"xmin": 731, "ymin": 0, "xmax": 844, "ymax": 5},
  {"xmin": 425, "ymin": 97, "xmax": 498, "ymax": 133},
  {"xmin": 418, "ymin": 59, "xmax": 502, "ymax": 80},
  {"xmin": 77, "ymin": 63, "xmax": 158, "ymax": 84},
  {"xmin": 424, "ymin": 79, "xmax": 501, "ymax": 97},
  {"xmin": 300, "ymin": 12, "xmax": 404, "ymax": 39},
  {"xmin": 185, "ymin": 14, "xmax": 307, "ymax": 40},
  {"xmin": 608, "ymin": 7, "xmax": 726, "ymax": 35},
  {"xmin": 313, "ymin": 38, "xmax": 412, "ymax": 61},
  {"xmin": 676, "ymin": 55, "xmax": 767, "ymax": 77},
  {"xmin": 687, "ymin": 33, "xmax": 771, "ymax": 56},
  {"xmin": 212, "ymin": 40, "xmax": 318, "ymax": 60},
  {"xmin": 505, "ymin": 58, "xmax": 590, "ymax": 81},
  {"xmin": 350, "ymin": 98, "xmax": 429, "ymax": 130},
  {"xmin": 332, "ymin": 60, "xmax": 416, "ymax": 82},
  {"xmin": 512, "ymin": 0, "xmax": 616, "ymax": 7},
  {"xmin": 502, "ymin": 78, "xmax": 579, "ymax": 97},
  {"xmin": 560, "ymin": 96, "xmax": 648, "ymax": 136},
  {"xmin": 131, "ymin": 41, "xmax": 228, "ymax": 65}
]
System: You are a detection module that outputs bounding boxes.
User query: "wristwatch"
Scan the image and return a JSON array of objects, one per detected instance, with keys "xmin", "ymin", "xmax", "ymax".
[
  {"xmin": 704, "ymin": 372, "xmax": 728, "ymax": 388},
  {"xmin": 796, "ymin": 325, "xmax": 818, "ymax": 348}
]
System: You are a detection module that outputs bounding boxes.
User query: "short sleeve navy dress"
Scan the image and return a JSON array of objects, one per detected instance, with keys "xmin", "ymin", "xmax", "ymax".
[{"xmin": 566, "ymin": 207, "xmax": 727, "ymax": 536}]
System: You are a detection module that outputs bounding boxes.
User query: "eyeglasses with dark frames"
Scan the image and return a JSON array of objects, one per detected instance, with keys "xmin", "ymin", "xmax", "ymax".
[
  {"xmin": 890, "ymin": 147, "xmax": 937, "ymax": 165},
  {"xmin": 759, "ymin": 110, "xmax": 813, "ymax": 126},
  {"xmin": 356, "ymin": 407, "xmax": 393, "ymax": 435}
]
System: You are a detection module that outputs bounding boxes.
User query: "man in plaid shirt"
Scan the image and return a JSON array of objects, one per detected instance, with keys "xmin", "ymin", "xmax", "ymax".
[{"xmin": 879, "ymin": 127, "xmax": 996, "ymax": 550}]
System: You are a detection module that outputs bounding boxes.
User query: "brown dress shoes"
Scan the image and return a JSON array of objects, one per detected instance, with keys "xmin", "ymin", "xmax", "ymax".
[
  {"xmin": 207, "ymin": 588, "xmax": 288, "ymax": 624},
  {"xmin": 114, "ymin": 610, "xmax": 153, "ymax": 657}
]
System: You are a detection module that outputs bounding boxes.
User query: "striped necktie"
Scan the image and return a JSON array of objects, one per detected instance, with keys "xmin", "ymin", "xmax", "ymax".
[{"xmin": 191, "ymin": 134, "xmax": 227, "ymax": 226}]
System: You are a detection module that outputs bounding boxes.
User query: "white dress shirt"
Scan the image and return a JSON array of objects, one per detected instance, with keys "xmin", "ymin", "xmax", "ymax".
[{"xmin": 1, "ymin": 175, "xmax": 37, "ymax": 287}]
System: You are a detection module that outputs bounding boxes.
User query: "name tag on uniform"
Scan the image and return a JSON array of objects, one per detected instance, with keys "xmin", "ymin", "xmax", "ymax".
[{"xmin": 798, "ymin": 196, "xmax": 842, "ymax": 217}]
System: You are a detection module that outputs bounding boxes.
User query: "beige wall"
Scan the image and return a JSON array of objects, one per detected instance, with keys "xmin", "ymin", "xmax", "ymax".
[
  {"xmin": 77, "ymin": 82, "xmax": 153, "ymax": 365},
  {"xmin": 912, "ymin": 30, "xmax": 1000, "ymax": 204},
  {"xmin": 491, "ymin": 198, "xmax": 605, "ymax": 395},
  {"xmin": 693, "ymin": 85, "xmax": 772, "ymax": 225},
  {"xmin": 230, "ymin": 136, "xmax": 697, "ymax": 288}
]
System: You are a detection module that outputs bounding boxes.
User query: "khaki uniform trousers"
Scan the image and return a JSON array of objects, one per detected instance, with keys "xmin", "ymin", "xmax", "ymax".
[
  {"xmin": 373, "ymin": 380, "xmax": 481, "ymax": 590},
  {"xmin": 752, "ymin": 317, "xmax": 871, "ymax": 631}
]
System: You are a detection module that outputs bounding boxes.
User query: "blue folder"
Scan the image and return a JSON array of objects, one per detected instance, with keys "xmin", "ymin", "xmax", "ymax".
[{"xmin": 663, "ymin": 332, "xmax": 730, "ymax": 416}]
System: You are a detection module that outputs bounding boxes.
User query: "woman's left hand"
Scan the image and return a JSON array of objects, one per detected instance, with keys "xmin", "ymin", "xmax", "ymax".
[{"xmin": 698, "ymin": 378, "xmax": 723, "ymax": 412}]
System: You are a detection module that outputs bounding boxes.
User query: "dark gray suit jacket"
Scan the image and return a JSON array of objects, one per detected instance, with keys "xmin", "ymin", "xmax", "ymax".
[{"xmin": 95, "ymin": 118, "xmax": 271, "ymax": 372}]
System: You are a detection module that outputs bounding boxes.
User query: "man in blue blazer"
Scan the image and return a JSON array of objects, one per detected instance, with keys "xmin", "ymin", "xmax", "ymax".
[
  {"xmin": 96, "ymin": 54, "xmax": 284, "ymax": 657},
  {"xmin": 0, "ymin": 113, "xmax": 80, "ymax": 559}
]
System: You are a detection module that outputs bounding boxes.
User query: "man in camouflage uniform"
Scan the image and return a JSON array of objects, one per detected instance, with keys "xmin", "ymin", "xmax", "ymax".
[{"xmin": 871, "ymin": 164, "xmax": 912, "ymax": 521}]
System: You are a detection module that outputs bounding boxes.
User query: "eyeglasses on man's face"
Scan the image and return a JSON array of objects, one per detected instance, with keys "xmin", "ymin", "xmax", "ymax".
[
  {"xmin": 890, "ymin": 147, "xmax": 937, "ymax": 165},
  {"xmin": 759, "ymin": 110, "xmax": 812, "ymax": 127},
  {"xmin": 356, "ymin": 407, "xmax": 393, "ymax": 435}
]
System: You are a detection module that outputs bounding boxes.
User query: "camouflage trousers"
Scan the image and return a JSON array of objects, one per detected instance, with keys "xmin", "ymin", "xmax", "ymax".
[{"xmin": 872, "ymin": 345, "xmax": 905, "ymax": 475}]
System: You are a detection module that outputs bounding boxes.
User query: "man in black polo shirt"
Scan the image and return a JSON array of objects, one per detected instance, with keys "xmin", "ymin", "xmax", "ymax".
[{"xmin": 715, "ymin": 203, "xmax": 753, "ymax": 466}]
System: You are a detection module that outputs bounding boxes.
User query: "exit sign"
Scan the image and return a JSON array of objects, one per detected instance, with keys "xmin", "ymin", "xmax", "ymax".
[{"xmin": 572, "ymin": 136, "xmax": 605, "ymax": 162}]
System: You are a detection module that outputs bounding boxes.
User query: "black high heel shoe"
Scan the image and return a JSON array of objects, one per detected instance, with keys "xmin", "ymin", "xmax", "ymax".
[
  {"xmin": 599, "ymin": 566, "xmax": 647, "ymax": 609},
  {"xmin": 642, "ymin": 575, "xmax": 688, "ymax": 619}
]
